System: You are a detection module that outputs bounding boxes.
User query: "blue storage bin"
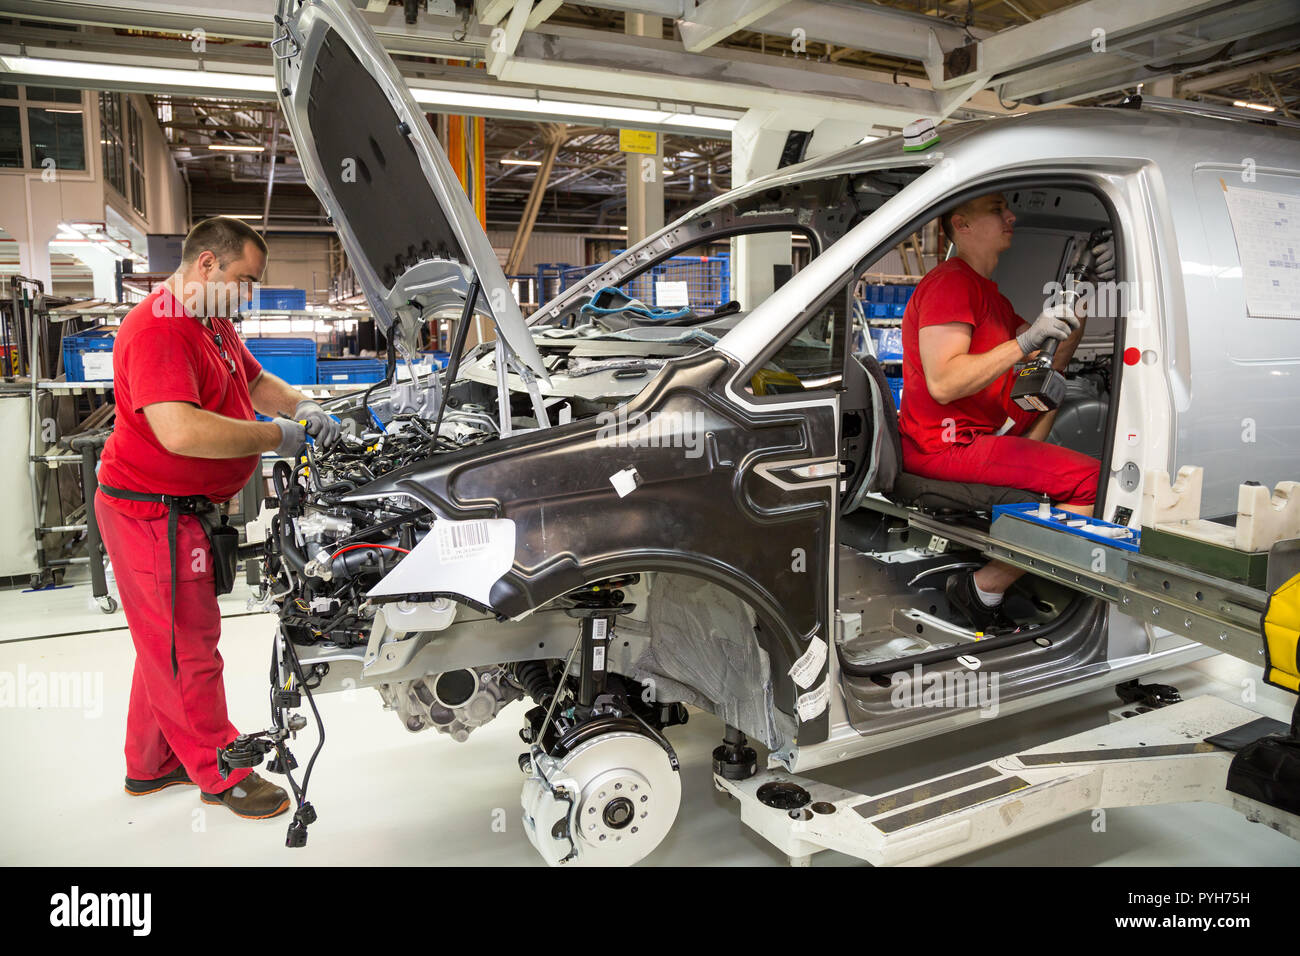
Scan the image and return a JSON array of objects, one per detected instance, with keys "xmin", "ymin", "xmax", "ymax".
[
  {"xmin": 250, "ymin": 287, "xmax": 307, "ymax": 311},
  {"xmin": 877, "ymin": 328, "xmax": 904, "ymax": 362},
  {"xmin": 317, "ymin": 358, "xmax": 386, "ymax": 385},
  {"xmin": 886, "ymin": 376, "xmax": 903, "ymax": 409},
  {"xmin": 890, "ymin": 303, "xmax": 906, "ymax": 318},
  {"xmin": 246, "ymin": 337, "xmax": 317, "ymax": 385},
  {"xmin": 62, "ymin": 328, "xmax": 115, "ymax": 381}
]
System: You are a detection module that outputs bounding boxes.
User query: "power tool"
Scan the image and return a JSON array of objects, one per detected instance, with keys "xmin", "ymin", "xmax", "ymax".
[{"xmin": 1010, "ymin": 227, "xmax": 1112, "ymax": 412}]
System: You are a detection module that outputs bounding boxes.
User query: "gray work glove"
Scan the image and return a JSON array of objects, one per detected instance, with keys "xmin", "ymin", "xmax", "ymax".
[
  {"xmin": 294, "ymin": 399, "xmax": 341, "ymax": 451},
  {"xmin": 272, "ymin": 418, "xmax": 307, "ymax": 458},
  {"xmin": 1089, "ymin": 230, "xmax": 1116, "ymax": 282},
  {"xmin": 1016, "ymin": 303, "xmax": 1079, "ymax": 355}
]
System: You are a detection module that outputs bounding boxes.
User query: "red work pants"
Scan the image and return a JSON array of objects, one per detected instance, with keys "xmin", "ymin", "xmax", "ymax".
[
  {"xmin": 95, "ymin": 490, "xmax": 251, "ymax": 793},
  {"xmin": 901, "ymin": 432, "xmax": 1100, "ymax": 507}
]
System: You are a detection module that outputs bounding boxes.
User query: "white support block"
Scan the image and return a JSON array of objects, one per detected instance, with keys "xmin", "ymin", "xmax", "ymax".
[
  {"xmin": 1142, "ymin": 465, "xmax": 1203, "ymax": 527},
  {"xmin": 1236, "ymin": 480, "xmax": 1300, "ymax": 552}
]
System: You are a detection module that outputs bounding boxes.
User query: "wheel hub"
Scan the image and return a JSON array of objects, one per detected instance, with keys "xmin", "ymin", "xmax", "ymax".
[{"xmin": 522, "ymin": 731, "xmax": 681, "ymax": 866}]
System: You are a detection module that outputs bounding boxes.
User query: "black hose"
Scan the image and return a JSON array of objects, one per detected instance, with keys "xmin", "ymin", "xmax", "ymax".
[
  {"xmin": 511, "ymin": 660, "xmax": 559, "ymax": 707},
  {"xmin": 278, "ymin": 513, "xmax": 309, "ymax": 575}
]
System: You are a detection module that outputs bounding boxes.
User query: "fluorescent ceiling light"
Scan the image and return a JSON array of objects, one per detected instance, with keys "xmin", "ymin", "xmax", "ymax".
[
  {"xmin": 500, "ymin": 158, "xmax": 542, "ymax": 166},
  {"xmin": 208, "ymin": 144, "xmax": 265, "ymax": 152},
  {"xmin": 42, "ymin": 108, "xmax": 83, "ymax": 114},
  {"xmin": 3, "ymin": 54, "xmax": 735, "ymax": 132},
  {"xmin": 410, "ymin": 87, "xmax": 736, "ymax": 132},
  {"xmin": 1233, "ymin": 99, "xmax": 1275, "ymax": 112},
  {"xmin": 0, "ymin": 55, "xmax": 275, "ymax": 94}
]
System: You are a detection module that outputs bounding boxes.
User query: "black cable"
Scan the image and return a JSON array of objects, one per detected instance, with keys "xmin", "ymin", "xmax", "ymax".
[
  {"xmin": 281, "ymin": 632, "xmax": 325, "ymax": 807},
  {"xmin": 363, "ymin": 329, "xmax": 398, "ymax": 425}
]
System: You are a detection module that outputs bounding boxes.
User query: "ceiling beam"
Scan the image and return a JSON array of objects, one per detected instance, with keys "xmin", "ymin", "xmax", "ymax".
[
  {"xmin": 1178, "ymin": 51, "xmax": 1300, "ymax": 93},
  {"xmin": 485, "ymin": 0, "xmax": 532, "ymax": 75},
  {"xmin": 678, "ymin": 0, "xmax": 794, "ymax": 54}
]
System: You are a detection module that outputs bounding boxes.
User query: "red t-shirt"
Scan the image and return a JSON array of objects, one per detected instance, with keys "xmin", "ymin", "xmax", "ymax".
[
  {"xmin": 897, "ymin": 257, "xmax": 1037, "ymax": 455},
  {"xmin": 98, "ymin": 285, "xmax": 264, "ymax": 519}
]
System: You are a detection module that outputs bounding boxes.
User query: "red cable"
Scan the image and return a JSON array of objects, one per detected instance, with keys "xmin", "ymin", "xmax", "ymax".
[{"xmin": 328, "ymin": 543, "xmax": 411, "ymax": 561}]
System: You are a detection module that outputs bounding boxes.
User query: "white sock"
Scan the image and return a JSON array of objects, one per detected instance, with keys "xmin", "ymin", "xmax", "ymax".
[{"xmin": 973, "ymin": 580, "xmax": 1004, "ymax": 607}]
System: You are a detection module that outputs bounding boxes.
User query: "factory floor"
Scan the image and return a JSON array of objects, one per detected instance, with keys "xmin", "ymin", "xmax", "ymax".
[{"xmin": 2, "ymin": 568, "xmax": 1298, "ymax": 867}]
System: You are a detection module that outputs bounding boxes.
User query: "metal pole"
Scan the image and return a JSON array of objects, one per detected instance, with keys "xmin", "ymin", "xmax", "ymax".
[
  {"xmin": 71, "ymin": 433, "xmax": 107, "ymax": 601},
  {"xmin": 25, "ymin": 278, "xmax": 45, "ymax": 582},
  {"xmin": 261, "ymin": 113, "xmax": 281, "ymax": 236}
]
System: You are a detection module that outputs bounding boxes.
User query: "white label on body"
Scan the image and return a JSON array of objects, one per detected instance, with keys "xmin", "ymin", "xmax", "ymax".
[
  {"xmin": 796, "ymin": 678, "xmax": 830, "ymax": 721},
  {"xmin": 788, "ymin": 636, "xmax": 827, "ymax": 690},
  {"xmin": 436, "ymin": 519, "xmax": 491, "ymax": 561}
]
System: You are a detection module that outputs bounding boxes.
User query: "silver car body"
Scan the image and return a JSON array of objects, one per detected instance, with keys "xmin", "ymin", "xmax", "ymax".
[{"xmin": 272, "ymin": 0, "xmax": 1300, "ymax": 776}]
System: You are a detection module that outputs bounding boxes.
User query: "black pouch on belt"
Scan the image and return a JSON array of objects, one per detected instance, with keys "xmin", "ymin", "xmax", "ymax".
[{"xmin": 207, "ymin": 515, "xmax": 239, "ymax": 596}]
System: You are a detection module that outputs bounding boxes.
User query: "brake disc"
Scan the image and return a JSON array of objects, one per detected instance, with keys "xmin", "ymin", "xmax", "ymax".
[{"xmin": 522, "ymin": 731, "xmax": 681, "ymax": 867}]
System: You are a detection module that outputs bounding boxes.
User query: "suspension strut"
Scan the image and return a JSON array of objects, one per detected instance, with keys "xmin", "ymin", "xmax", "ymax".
[{"xmin": 564, "ymin": 577, "xmax": 638, "ymax": 714}]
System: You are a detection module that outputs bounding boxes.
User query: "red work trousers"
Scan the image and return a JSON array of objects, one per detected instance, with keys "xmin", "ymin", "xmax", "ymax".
[
  {"xmin": 901, "ymin": 432, "xmax": 1100, "ymax": 507},
  {"xmin": 95, "ymin": 490, "xmax": 251, "ymax": 794}
]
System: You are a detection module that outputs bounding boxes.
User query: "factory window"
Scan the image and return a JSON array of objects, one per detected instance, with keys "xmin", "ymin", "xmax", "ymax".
[
  {"xmin": 24, "ymin": 87, "xmax": 82, "ymax": 104},
  {"xmin": 0, "ymin": 86, "xmax": 86, "ymax": 172},
  {"xmin": 28, "ymin": 105, "xmax": 86, "ymax": 171},
  {"xmin": 127, "ymin": 99, "xmax": 146, "ymax": 217},
  {"xmin": 100, "ymin": 91, "xmax": 127, "ymax": 197},
  {"xmin": 0, "ymin": 105, "xmax": 20, "ymax": 168}
]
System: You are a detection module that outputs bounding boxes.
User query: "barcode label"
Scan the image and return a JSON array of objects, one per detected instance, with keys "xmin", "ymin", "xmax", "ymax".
[
  {"xmin": 788, "ymin": 636, "xmax": 827, "ymax": 689},
  {"xmin": 796, "ymin": 678, "xmax": 830, "ymax": 721},
  {"xmin": 593, "ymin": 618, "xmax": 608, "ymax": 640},
  {"xmin": 436, "ymin": 520, "xmax": 492, "ymax": 561}
]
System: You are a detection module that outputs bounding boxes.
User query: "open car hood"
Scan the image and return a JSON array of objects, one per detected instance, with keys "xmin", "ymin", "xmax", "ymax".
[{"xmin": 273, "ymin": 0, "xmax": 548, "ymax": 382}]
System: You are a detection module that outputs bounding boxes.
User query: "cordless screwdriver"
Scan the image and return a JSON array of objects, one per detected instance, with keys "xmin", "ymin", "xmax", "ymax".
[{"xmin": 1010, "ymin": 227, "xmax": 1112, "ymax": 412}]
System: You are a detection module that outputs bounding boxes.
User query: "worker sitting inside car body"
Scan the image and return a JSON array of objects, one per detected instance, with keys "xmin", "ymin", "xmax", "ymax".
[
  {"xmin": 94, "ymin": 216, "xmax": 340, "ymax": 820},
  {"xmin": 897, "ymin": 192, "xmax": 1113, "ymax": 631}
]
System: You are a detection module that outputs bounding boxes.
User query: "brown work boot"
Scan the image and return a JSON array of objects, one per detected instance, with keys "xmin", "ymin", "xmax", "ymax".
[
  {"xmin": 200, "ymin": 771, "xmax": 290, "ymax": 820},
  {"xmin": 125, "ymin": 765, "xmax": 195, "ymax": 796}
]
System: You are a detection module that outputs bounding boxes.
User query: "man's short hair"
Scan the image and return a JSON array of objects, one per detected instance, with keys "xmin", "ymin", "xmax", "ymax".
[
  {"xmin": 940, "ymin": 198, "xmax": 979, "ymax": 245},
  {"xmin": 180, "ymin": 217, "xmax": 268, "ymax": 268}
]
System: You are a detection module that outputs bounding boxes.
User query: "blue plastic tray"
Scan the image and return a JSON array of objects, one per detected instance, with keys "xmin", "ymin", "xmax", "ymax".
[{"xmin": 992, "ymin": 502, "xmax": 1141, "ymax": 552}]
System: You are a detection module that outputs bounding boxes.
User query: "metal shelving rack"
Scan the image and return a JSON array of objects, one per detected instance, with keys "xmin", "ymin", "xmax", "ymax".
[{"xmin": 3, "ymin": 277, "xmax": 117, "ymax": 600}]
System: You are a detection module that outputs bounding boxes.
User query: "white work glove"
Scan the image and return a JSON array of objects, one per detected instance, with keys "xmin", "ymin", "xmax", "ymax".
[
  {"xmin": 1016, "ymin": 303, "xmax": 1079, "ymax": 355},
  {"xmin": 272, "ymin": 418, "xmax": 307, "ymax": 458},
  {"xmin": 1089, "ymin": 230, "xmax": 1116, "ymax": 282},
  {"xmin": 294, "ymin": 399, "xmax": 341, "ymax": 451}
]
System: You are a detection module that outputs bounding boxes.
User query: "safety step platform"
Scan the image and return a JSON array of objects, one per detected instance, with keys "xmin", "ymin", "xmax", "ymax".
[{"xmin": 715, "ymin": 695, "xmax": 1299, "ymax": 866}]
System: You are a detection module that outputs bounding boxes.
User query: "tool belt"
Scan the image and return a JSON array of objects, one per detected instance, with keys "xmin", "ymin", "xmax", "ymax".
[{"xmin": 99, "ymin": 484, "xmax": 239, "ymax": 677}]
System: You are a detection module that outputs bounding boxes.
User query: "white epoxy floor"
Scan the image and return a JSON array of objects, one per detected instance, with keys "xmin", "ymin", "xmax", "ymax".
[{"xmin": 2, "ymin": 570, "xmax": 1298, "ymax": 867}]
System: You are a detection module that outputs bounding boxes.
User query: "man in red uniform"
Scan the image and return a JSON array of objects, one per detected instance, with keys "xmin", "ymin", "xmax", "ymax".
[
  {"xmin": 898, "ymin": 192, "xmax": 1113, "ymax": 630},
  {"xmin": 96, "ymin": 217, "xmax": 340, "ymax": 819}
]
